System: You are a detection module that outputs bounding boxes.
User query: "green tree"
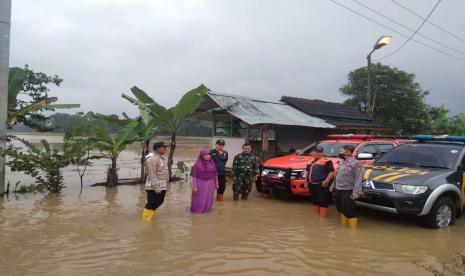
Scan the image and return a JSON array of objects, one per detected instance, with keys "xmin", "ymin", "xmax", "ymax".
[
  {"xmin": 121, "ymin": 87, "xmax": 159, "ymax": 182},
  {"xmin": 341, "ymin": 63, "xmax": 431, "ymax": 134},
  {"xmin": 63, "ymin": 116, "xmax": 103, "ymax": 194},
  {"xmin": 448, "ymin": 114, "xmax": 465, "ymax": 135},
  {"xmin": 92, "ymin": 119, "xmax": 140, "ymax": 187},
  {"xmin": 122, "ymin": 84, "xmax": 210, "ymax": 180},
  {"xmin": 8, "ymin": 66, "xmax": 79, "ymax": 130},
  {"xmin": 428, "ymin": 105, "xmax": 450, "ymax": 134},
  {"xmin": 4, "ymin": 137, "xmax": 70, "ymax": 193}
]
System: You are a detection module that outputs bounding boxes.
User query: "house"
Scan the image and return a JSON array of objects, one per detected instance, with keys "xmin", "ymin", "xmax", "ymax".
[
  {"xmin": 194, "ymin": 92, "xmax": 385, "ymax": 162},
  {"xmin": 281, "ymin": 96, "xmax": 386, "ymax": 131}
]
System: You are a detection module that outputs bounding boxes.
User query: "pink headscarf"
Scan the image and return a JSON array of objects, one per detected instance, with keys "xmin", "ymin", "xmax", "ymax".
[{"xmin": 190, "ymin": 149, "xmax": 217, "ymax": 180}]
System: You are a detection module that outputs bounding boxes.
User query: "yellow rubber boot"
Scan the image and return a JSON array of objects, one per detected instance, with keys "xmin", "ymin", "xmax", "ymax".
[
  {"xmin": 142, "ymin": 208, "xmax": 156, "ymax": 222},
  {"xmin": 348, "ymin": 218, "xmax": 358, "ymax": 229},
  {"xmin": 340, "ymin": 214, "xmax": 348, "ymax": 226}
]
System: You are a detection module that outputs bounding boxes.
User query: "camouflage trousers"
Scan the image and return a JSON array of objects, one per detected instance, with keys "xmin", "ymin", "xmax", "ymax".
[{"xmin": 233, "ymin": 175, "xmax": 254, "ymax": 194}]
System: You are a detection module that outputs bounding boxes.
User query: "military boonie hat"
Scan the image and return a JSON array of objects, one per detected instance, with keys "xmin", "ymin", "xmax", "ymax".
[{"xmin": 216, "ymin": 139, "xmax": 225, "ymax": 145}]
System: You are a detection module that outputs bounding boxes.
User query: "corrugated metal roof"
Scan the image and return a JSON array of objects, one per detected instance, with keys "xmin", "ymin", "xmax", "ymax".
[{"xmin": 207, "ymin": 92, "xmax": 335, "ymax": 128}]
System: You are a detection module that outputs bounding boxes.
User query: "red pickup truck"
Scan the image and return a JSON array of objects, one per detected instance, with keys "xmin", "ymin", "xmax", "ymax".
[{"xmin": 258, "ymin": 134, "xmax": 409, "ymax": 196}]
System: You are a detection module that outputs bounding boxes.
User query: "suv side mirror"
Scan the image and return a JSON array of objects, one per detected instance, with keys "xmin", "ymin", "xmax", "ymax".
[{"xmin": 357, "ymin": 153, "xmax": 374, "ymax": 160}]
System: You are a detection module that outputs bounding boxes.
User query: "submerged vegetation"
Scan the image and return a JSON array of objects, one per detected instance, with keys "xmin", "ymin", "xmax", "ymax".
[{"xmin": 4, "ymin": 138, "xmax": 70, "ymax": 193}]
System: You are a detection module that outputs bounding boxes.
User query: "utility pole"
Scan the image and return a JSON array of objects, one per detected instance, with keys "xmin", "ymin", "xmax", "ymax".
[
  {"xmin": 366, "ymin": 50, "xmax": 374, "ymax": 118},
  {"xmin": 0, "ymin": 0, "xmax": 12, "ymax": 195}
]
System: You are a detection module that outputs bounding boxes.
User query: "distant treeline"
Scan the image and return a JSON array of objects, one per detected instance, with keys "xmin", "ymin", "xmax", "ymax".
[{"xmin": 12, "ymin": 112, "xmax": 213, "ymax": 137}]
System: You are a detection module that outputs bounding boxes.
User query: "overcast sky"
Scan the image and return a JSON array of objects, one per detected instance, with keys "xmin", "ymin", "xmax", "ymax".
[{"xmin": 9, "ymin": 0, "xmax": 465, "ymax": 117}]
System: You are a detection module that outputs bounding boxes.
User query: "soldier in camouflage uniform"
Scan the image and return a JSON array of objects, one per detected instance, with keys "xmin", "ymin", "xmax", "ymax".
[{"xmin": 231, "ymin": 143, "xmax": 258, "ymax": 200}]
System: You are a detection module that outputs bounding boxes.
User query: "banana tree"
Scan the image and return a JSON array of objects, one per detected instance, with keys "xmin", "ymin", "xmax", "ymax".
[
  {"xmin": 121, "ymin": 86, "xmax": 160, "ymax": 181},
  {"xmin": 122, "ymin": 84, "xmax": 210, "ymax": 180},
  {"xmin": 93, "ymin": 120, "xmax": 140, "ymax": 187},
  {"xmin": 8, "ymin": 67, "xmax": 80, "ymax": 126}
]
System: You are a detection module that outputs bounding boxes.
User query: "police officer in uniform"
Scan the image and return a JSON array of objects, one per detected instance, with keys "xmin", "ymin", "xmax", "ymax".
[{"xmin": 330, "ymin": 145, "xmax": 362, "ymax": 229}]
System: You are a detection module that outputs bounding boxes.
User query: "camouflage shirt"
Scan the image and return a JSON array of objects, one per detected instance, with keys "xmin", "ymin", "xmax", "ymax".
[{"xmin": 232, "ymin": 153, "xmax": 258, "ymax": 177}]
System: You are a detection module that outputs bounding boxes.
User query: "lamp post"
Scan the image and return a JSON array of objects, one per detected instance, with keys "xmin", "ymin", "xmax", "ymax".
[
  {"xmin": 366, "ymin": 35, "xmax": 392, "ymax": 118},
  {"xmin": 0, "ymin": 0, "xmax": 12, "ymax": 195}
]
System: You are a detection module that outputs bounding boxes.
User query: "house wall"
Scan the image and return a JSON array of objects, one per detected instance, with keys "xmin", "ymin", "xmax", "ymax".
[{"xmin": 275, "ymin": 126, "xmax": 333, "ymax": 155}]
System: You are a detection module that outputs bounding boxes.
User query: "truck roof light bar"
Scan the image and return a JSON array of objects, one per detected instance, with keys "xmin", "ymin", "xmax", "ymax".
[{"xmin": 414, "ymin": 135, "xmax": 465, "ymax": 143}]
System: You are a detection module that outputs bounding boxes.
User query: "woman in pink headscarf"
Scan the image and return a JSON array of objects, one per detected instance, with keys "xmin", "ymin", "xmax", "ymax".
[{"xmin": 190, "ymin": 149, "xmax": 218, "ymax": 213}]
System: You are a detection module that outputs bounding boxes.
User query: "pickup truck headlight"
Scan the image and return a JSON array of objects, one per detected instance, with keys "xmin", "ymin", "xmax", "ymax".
[
  {"xmin": 396, "ymin": 185, "xmax": 428, "ymax": 195},
  {"xmin": 261, "ymin": 169, "xmax": 270, "ymax": 176},
  {"xmin": 290, "ymin": 169, "xmax": 306, "ymax": 179}
]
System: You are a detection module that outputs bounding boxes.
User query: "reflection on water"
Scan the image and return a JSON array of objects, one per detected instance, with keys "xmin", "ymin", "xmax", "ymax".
[{"xmin": 1, "ymin": 135, "xmax": 465, "ymax": 275}]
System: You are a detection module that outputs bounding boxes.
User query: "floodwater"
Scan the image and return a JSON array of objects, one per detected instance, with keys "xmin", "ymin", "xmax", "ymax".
[{"xmin": 1, "ymin": 134, "xmax": 465, "ymax": 275}]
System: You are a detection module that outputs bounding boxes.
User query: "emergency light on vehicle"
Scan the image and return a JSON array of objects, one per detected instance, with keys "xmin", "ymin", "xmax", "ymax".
[{"xmin": 414, "ymin": 135, "xmax": 465, "ymax": 143}]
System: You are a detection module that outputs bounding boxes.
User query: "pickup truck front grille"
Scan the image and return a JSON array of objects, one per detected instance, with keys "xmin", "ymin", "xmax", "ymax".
[
  {"xmin": 262, "ymin": 167, "xmax": 289, "ymax": 178},
  {"xmin": 372, "ymin": 181, "xmax": 394, "ymax": 191}
]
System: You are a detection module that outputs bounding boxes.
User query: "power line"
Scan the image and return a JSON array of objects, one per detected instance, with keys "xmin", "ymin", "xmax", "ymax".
[
  {"xmin": 390, "ymin": 0, "xmax": 465, "ymax": 44},
  {"xmin": 350, "ymin": 0, "xmax": 465, "ymax": 58},
  {"xmin": 326, "ymin": 0, "xmax": 465, "ymax": 63},
  {"xmin": 377, "ymin": 0, "xmax": 443, "ymax": 61}
]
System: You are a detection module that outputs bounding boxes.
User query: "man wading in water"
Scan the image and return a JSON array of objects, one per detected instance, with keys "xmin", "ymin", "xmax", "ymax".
[
  {"xmin": 142, "ymin": 141, "xmax": 169, "ymax": 221},
  {"xmin": 304, "ymin": 146, "xmax": 336, "ymax": 218},
  {"xmin": 232, "ymin": 143, "xmax": 258, "ymax": 201},
  {"xmin": 210, "ymin": 139, "xmax": 228, "ymax": 201},
  {"xmin": 330, "ymin": 145, "xmax": 362, "ymax": 229}
]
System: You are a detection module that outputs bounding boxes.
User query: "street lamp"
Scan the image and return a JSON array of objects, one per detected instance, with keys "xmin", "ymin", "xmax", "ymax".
[{"xmin": 366, "ymin": 35, "xmax": 392, "ymax": 118}]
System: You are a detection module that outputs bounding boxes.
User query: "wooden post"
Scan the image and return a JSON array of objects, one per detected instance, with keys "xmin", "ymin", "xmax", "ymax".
[
  {"xmin": 261, "ymin": 125, "xmax": 269, "ymax": 161},
  {"xmin": 230, "ymin": 115, "xmax": 234, "ymax": 137},
  {"xmin": 212, "ymin": 115, "xmax": 217, "ymax": 137}
]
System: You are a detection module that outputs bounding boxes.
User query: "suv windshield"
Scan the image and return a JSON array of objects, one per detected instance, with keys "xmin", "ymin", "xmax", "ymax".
[
  {"xmin": 376, "ymin": 144, "xmax": 462, "ymax": 169},
  {"xmin": 299, "ymin": 142, "xmax": 358, "ymax": 157}
]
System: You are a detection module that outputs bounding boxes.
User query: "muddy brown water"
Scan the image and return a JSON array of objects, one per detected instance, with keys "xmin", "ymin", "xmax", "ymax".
[{"xmin": 1, "ymin": 134, "xmax": 465, "ymax": 275}]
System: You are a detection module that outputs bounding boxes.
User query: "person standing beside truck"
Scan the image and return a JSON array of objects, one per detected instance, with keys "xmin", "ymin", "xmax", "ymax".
[
  {"xmin": 210, "ymin": 139, "xmax": 228, "ymax": 201},
  {"xmin": 304, "ymin": 146, "xmax": 336, "ymax": 218},
  {"xmin": 232, "ymin": 143, "xmax": 258, "ymax": 201},
  {"xmin": 142, "ymin": 141, "xmax": 170, "ymax": 222},
  {"xmin": 330, "ymin": 145, "xmax": 362, "ymax": 229}
]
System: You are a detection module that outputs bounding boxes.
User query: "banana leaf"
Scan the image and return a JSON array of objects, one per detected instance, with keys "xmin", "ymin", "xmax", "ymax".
[
  {"xmin": 130, "ymin": 86, "xmax": 166, "ymax": 116},
  {"xmin": 168, "ymin": 84, "xmax": 209, "ymax": 118},
  {"xmin": 8, "ymin": 98, "xmax": 56, "ymax": 123},
  {"xmin": 115, "ymin": 120, "xmax": 140, "ymax": 150},
  {"xmin": 8, "ymin": 68, "xmax": 26, "ymax": 107},
  {"xmin": 43, "ymin": 104, "xmax": 81, "ymax": 110}
]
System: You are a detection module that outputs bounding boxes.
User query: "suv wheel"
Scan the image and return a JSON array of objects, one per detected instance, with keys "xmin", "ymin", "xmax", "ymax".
[{"xmin": 423, "ymin": 197, "xmax": 456, "ymax": 228}]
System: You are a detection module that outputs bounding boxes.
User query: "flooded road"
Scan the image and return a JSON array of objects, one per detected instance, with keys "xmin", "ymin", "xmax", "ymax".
[{"xmin": 1, "ymin": 135, "xmax": 465, "ymax": 275}]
